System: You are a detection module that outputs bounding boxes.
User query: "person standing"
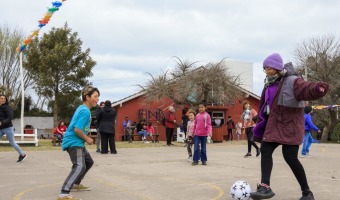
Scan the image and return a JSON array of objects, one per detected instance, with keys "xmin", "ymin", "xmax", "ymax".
[
  {"xmin": 0, "ymin": 94, "xmax": 27, "ymax": 162},
  {"xmin": 95, "ymin": 102, "xmax": 104, "ymax": 152},
  {"xmin": 58, "ymin": 86, "xmax": 99, "ymax": 200},
  {"xmin": 301, "ymin": 106, "xmax": 320, "ymax": 158},
  {"xmin": 242, "ymin": 102, "xmax": 260, "ymax": 157},
  {"xmin": 123, "ymin": 116, "xmax": 131, "ymax": 141},
  {"xmin": 192, "ymin": 101, "xmax": 212, "ymax": 165},
  {"xmin": 96, "ymin": 100, "xmax": 117, "ymax": 154},
  {"xmin": 185, "ymin": 110, "xmax": 196, "ymax": 161},
  {"xmin": 165, "ymin": 106, "xmax": 177, "ymax": 146},
  {"xmin": 181, "ymin": 108, "xmax": 189, "ymax": 137},
  {"xmin": 250, "ymin": 54, "xmax": 328, "ymax": 200},
  {"xmin": 226, "ymin": 116, "xmax": 235, "ymax": 141}
]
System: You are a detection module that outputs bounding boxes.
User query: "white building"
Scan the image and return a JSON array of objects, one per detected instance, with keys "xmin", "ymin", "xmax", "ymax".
[{"xmin": 225, "ymin": 60, "xmax": 254, "ymax": 93}]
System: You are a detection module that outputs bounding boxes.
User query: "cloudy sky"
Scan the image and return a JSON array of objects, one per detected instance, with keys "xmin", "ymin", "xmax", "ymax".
[{"xmin": 1, "ymin": 0, "xmax": 340, "ymax": 102}]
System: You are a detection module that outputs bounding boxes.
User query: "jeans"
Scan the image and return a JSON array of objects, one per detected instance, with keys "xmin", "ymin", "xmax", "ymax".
[
  {"xmin": 193, "ymin": 136, "xmax": 207, "ymax": 162},
  {"xmin": 0, "ymin": 127, "xmax": 24, "ymax": 155},
  {"xmin": 301, "ymin": 132, "xmax": 313, "ymax": 155},
  {"xmin": 138, "ymin": 130, "xmax": 147, "ymax": 138}
]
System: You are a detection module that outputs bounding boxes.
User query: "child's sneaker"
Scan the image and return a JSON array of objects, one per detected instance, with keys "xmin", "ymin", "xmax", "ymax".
[
  {"xmin": 17, "ymin": 154, "xmax": 27, "ymax": 162},
  {"xmin": 202, "ymin": 161, "xmax": 207, "ymax": 165},
  {"xmin": 187, "ymin": 156, "xmax": 192, "ymax": 161},
  {"xmin": 71, "ymin": 184, "xmax": 91, "ymax": 192},
  {"xmin": 250, "ymin": 183, "xmax": 275, "ymax": 199},
  {"xmin": 57, "ymin": 194, "xmax": 81, "ymax": 200},
  {"xmin": 299, "ymin": 190, "xmax": 315, "ymax": 200}
]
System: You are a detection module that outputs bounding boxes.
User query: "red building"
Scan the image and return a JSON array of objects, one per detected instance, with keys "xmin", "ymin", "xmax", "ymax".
[{"xmin": 111, "ymin": 88, "xmax": 260, "ymax": 142}]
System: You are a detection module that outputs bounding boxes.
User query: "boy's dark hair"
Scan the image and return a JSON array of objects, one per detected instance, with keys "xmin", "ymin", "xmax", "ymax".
[
  {"xmin": 304, "ymin": 106, "xmax": 313, "ymax": 114},
  {"xmin": 99, "ymin": 101, "xmax": 105, "ymax": 106},
  {"xmin": 82, "ymin": 86, "xmax": 100, "ymax": 101}
]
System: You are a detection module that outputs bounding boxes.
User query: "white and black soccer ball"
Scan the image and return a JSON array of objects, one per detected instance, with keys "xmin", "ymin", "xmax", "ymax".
[{"xmin": 230, "ymin": 180, "xmax": 251, "ymax": 200}]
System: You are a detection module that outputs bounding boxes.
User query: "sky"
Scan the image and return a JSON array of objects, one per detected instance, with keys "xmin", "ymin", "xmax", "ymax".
[{"xmin": 1, "ymin": 0, "xmax": 340, "ymax": 102}]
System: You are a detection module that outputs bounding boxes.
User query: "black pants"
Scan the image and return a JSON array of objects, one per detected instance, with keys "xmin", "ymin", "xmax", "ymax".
[
  {"xmin": 166, "ymin": 128, "xmax": 175, "ymax": 145},
  {"xmin": 245, "ymin": 127, "xmax": 259, "ymax": 153},
  {"xmin": 227, "ymin": 128, "xmax": 233, "ymax": 141},
  {"xmin": 101, "ymin": 132, "xmax": 116, "ymax": 153},
  {"xmin": 261, "ymin": 141, "xmax": 309, "ymax": 191},
  {"xmin": 61, "ymin": 147, "xmax": 93, "ymax": 194}
]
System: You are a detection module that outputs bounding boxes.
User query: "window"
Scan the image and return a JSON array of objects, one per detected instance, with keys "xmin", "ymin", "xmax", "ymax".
[{"xmin": 208, "ymin": 111, "xmax": 225, "ymax": 127}]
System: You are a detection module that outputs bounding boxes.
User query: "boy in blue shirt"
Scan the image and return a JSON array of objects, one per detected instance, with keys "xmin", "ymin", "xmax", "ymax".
[
  {"xmin": 301, "ymin": 106, "xmax": 320, "ymax": 158},
  {"xmin": 58, "ymin": 86, "xmax": 100, "ymax": 200}
]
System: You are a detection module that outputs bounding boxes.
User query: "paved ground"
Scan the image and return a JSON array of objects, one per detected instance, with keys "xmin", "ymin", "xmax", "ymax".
[{"xmin": 0, "ymin": 142, "xmax": 339, "ymax": 200}]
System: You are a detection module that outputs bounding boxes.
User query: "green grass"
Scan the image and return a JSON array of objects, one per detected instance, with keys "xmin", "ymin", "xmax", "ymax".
[{"xmin": 0, "ymin": 139, "xmax": 172, "ymax": 152}]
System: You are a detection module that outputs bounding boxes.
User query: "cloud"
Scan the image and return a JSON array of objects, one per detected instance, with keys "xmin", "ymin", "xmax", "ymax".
[{"xmin": 1, "ymin": 0, "xmax": 339, "ymax": 102}]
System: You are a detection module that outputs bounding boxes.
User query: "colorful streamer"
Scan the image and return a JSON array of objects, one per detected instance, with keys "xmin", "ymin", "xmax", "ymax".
[
  {"xmin": 312, "ymin": 105, "xmax": 340, "ymax": 110},
  {"xmin": 16, "ymin": 0, "xmax": 67, "ymax": 52}
]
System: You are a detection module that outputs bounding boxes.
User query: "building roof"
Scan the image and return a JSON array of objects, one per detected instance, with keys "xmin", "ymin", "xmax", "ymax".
[{"xmin": 112, "ymin": 86, "xmax": 260, "ymax": 108}]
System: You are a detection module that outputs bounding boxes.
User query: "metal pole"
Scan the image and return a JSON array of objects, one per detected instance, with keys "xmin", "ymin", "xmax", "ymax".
[{"xmin": 20, "ymin": 52, "xmax": 24, "ymax": 137}]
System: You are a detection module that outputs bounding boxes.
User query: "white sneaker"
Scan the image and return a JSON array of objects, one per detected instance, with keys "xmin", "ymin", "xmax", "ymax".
[
  {"xmin": 306, "ymin": 153, "xmax": 311, "ymax": 157},
  {"xmin": 300, "ymin": 154, "xmax": 307, "ymax": 158},
  {"xmin": 187, "ymin": 156, "xmax": 192, "ymax": 161},
  {"xmin": 144, "ymin": 141, "xmax": 149, "ymax": 144}
]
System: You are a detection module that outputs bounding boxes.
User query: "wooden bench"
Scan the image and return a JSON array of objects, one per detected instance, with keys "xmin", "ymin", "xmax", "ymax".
[
  {"xmin": 126, "ymin": 125, "xmax": 159, "ymax": 143},
  {"xmin": 0, "ymin": 129, "xmax": 39, "ymax": 147}
]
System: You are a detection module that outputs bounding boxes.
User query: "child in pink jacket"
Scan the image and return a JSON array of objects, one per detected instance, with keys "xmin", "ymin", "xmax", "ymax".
[{"xmin": 192, "ymin": 101, "xmax": 212, "ymax": 165}]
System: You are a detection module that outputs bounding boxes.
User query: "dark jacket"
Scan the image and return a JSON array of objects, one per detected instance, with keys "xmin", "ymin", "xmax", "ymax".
[
  {"xmin": 94, "ymin": 106, "xmax": 102, "ymax": 128},
  {"xmin": 254, "ymin": 63, "xmax": 329, "ymax": 145},
  {"xmin": 96, "ymin": 106, "xmax": 116, "ymax": 134},
  {"xmin": 0, "ymin": 104, "xmax": 13, "ymax": 129}
]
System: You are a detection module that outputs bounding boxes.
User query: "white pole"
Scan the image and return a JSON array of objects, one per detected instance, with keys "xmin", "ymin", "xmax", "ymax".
[{"xmin": 20, "ymin": 52, "xmax": 24, "ymax": 138}]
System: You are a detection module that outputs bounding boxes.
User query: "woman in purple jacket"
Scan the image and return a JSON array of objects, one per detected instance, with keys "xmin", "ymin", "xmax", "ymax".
[{"xmin": 250, "ymin": 53, "xmax": 328, "ymax": 200}]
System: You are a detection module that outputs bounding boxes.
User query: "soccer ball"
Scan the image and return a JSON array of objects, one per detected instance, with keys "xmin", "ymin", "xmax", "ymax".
[{"xmin": 230, "ymin": 180, "xmax": 251, "ymax": 200}]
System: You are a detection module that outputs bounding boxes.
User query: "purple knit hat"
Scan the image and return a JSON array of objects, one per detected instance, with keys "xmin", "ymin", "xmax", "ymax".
[{"xmin": 263, "ymin": 53, "xmax": 283, "ymax": 71}]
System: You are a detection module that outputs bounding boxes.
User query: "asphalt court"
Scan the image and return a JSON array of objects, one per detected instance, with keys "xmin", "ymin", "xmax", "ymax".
[{"xmin": 0, "ymin": 142, "xmax": 339, "ymax": 200}]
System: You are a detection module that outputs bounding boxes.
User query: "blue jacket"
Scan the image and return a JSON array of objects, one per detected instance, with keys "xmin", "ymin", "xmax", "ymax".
[{"xmin": 304, "ymin": 113, "xmax": 319, "ymax": 132}]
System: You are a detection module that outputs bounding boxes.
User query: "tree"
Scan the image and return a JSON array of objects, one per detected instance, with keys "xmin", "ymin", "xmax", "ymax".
[
  {"xmin": 0, "ymin": 25, "xmax": 35, "ymax": 108},
  {"xmin": 294, "ymin": 34, "xmax": 340, "ymax": 142},
  {"xmin": 139, "ymin": 57, "xmax": 243, "ymax": 108},
  {"xmin": 24, "ymin": 23, "xmax": 96, "ymax": 126}
]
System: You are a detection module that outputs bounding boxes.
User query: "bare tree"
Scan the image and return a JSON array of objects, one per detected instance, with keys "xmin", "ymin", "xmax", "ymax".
[
  {"xmin": 139, "ymin": 57, "xmax": 243, "ymax": 108},
  {"xmin": 294, "ymin": 34, "xmax": 340, "ymax": 142},
  {"xmin": 0, "ymin": 25, "xmax": 35, "ymax": 108}
]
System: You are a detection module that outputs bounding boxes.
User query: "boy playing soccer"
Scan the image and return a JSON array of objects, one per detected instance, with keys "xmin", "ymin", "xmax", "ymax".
[{"xmin": 57, "ymin": 86, "xmax": 100, "ymax": 200}]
